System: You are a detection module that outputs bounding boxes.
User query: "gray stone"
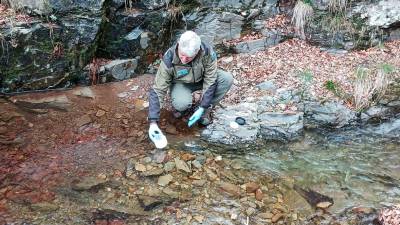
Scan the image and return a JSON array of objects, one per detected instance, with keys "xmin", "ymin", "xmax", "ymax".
[
  {"xmin": 304, "ymin": 101, "xmax": 357, "ymax": 128},
  {"xmin": 163, "ymin": 162, "xmax": 175, "ymax": 172},
  {"xmin": 259, "ymin": 112, "xmax": 304, "ymax": 142},
  {"xmin": 71, "ymin": 176, "xmax": 107, "ymax": 191},
  {"xmin": 174, "ymin": 158, "xmax": 191, "ymax": 173},
  {"xmin": 140, "ymin": 32, "xmax": 150, "ymax": 49},
  {"xmin": 234, "ymin": 31, "xmax": 282, "ymax": 53},
  {"xmin": 353, "ymin": 0, "xmax": 400, "ymax": 28},
  {"xmin": 158, "ymin": 174, "xmax": 173, "ymax": 186},
  {"xmin": 191, "ymin": 11, "xmax": 244, "ymax": 45},
  {"xmin": 141, "ymin": 168, "xmax": 164, "ymax": 177},
  {"xmin": 72, "ymin": 87, "xmax": 95, "ymax": 99},
  {"xmin": 201, "ymin": 103, "xmax": 259, "ymax": 146},
  {"xmin": 361, "ymin": 105, "xmax": 393, "ymax": 122},
  {"xmin": 257, "ymin": 80, "xmax": 277, "ymax": 92},
  {"xmin": 369, "ymin": 117, "xmax": 400, "ymax": 137},
  {"xmin": 104, "ymin": 59, "xmax": 139, "ymax": 81}
]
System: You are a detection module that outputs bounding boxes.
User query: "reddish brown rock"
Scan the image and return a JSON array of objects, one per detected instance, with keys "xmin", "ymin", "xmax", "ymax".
[
  {"xmin": 255, "ymin": 189, "xmax": 263, "ymax": 201},
  {"xmin": 245, "ymin": 182, "xmax": 260, "ymax": 193}
]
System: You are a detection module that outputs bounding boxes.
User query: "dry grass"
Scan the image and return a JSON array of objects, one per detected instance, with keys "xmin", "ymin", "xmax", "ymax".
[
  {"xmin": 328, "ymin": 0, "xmax": 347, "ymax": 13},
  {"xmin": 353, "ymin": 64, "xmax": 395, "ymax": 111},
  {"xmin": 292, "ymin": 0, "xmax": 314, "ymax": 39}
]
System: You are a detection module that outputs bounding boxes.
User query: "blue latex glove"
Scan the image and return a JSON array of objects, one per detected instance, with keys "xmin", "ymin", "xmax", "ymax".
[{"xmin": 188, "ymin": 107, "xmax": 205, "ymax": 127}]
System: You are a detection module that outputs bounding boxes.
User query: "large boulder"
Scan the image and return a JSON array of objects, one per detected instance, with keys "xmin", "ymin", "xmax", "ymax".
[
  {"xmin": 304, "ymin": 101, "xmax": 357, "ymax": 129},
  {"xmin": 0, "ymin": 0, "xmax": 105, "ymax": 92},
  {"xmin": 308, "ymin": 0, "xmax": 400, "ymax": 49},
  {"xmin": 258, "ymin": 112, "xmax": 304, "ymax": 142},
  {"xmin": 201, "ymin": 102, "xmax": 259, "ymax": 146}
]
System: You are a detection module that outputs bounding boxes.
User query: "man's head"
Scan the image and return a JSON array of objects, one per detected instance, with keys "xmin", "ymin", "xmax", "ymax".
[{"xmin": 178, "ymin": 31, "xmax": 201, "ymax": 64}]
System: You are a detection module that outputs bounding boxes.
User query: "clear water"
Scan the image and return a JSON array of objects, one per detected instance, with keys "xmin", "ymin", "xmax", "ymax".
[{"xmin": 198, "ymin": 132, "xmax": 400, "ymax": 213}]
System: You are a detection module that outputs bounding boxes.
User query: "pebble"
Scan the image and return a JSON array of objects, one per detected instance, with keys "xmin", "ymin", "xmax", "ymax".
[
  {"xmin": 272, "ymin": 213, "xmax": 284, "ymax": 223},
  {"xmin": 194, "ymin": 215, "xmax": 204, "ymax": 223},
  {"xmin": 174, "ymin": 158, "xmax": 191, "ymax": 173},
  {"xmin": 96, "ymin": 110, "xmax": 106, "ymax": 117},
  {"xmin": 255, "ymin": 189, "xmax": 263, "ymax": 201},
  {"xmin": 246, "ymin": 207, "xmax": 256, "ymax": 216},
  {"xmin": 158, "ymin": 174, "xmax": 173, "ymax": 186},
  {"xmin": 164, "ymin": 162, "xmax": 175, "ymax": 172},
  {"xmin": 135, "ymin": 163, "xmax": 146, "ymax": 172},
  {"xmin": 259, "ymin": 212, "xmax": 274, "ymax": 219},
  {"xmin": 245, "ymin": 182, "xmax": 260, "ymax": 193}
]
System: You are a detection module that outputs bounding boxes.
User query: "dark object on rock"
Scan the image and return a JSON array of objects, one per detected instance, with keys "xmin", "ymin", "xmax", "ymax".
[
  {"xmin": 137, "ymin": 195, "xmax": 163, "ymax": 211},
  {"xmin": 376, "ymin": 205, "xmax": 400, "ymax": 225},
  {"xmin": 294, "ymin": 184, "xmax": 334, "ymax": 209},
  {"xmin": 235, "ymin": 117, "xmax": 246, "ymax": 125}
]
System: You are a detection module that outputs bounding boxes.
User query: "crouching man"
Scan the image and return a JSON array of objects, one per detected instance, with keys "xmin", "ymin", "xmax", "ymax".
[{"xmin": 147, "ymin": 31, "xmax": 233, "ymax": 148}]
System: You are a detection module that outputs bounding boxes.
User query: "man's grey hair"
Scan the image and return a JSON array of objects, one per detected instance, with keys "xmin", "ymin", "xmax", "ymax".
[{"xmin": 178, "ymin": 31, "xmax": 201, "ymax": 57}]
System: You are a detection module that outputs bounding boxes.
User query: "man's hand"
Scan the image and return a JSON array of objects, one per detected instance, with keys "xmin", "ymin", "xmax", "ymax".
[
  {"xmin": 188, "ymin": 107, "xmax": 205, "ymax": 127},
  {"xmin": 148, "ymin": 122, "xmax": 168, "ymax": 149}
]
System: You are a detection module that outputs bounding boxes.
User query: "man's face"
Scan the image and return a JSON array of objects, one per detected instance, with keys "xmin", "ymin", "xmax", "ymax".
[{"xmin": 178, "ymin": 49, "xmax": 198, "ymax": 64}]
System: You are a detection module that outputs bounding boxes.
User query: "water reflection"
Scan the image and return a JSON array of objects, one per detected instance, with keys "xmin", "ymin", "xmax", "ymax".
[{"xmin": 184, "ymin": 132, "xmax": 400, "ymax": 213}]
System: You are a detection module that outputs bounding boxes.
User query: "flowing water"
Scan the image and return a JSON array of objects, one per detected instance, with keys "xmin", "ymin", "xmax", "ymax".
[{"xmin": 199, "ymin": 131, "xmax": 400, "ymax": 214}]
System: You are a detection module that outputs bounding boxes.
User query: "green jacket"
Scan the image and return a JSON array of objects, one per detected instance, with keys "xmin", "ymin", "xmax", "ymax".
[{"xmin": 148, "ymin": 42, "xmax": 218, "ymax": 121}]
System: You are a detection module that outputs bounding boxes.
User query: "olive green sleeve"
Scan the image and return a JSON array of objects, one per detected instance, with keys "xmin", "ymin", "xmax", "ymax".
[
  {"xmin": 200, "ymin": 50, "xmax": 218, "ymax": 108},
  {"xmin": 148, "ymin": 61, "xmax": 173, "ymax": 121}
]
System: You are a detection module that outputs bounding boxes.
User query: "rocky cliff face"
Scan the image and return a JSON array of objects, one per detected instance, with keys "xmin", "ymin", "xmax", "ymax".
[{"xmin": 0, "ymin": 0, "xmax": 399, "ymax": 92}]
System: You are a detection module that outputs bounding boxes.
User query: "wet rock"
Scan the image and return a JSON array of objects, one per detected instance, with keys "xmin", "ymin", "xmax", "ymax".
[
  {"xmin": 0, "ymin": 126, "xmax": 7, "ymax": 134},
  {"xmin": 152, "ymin": 150, "xmax": 167, "ymax": 164},
  {"xmin": 103, "ymin": 59, "xmax": 139, "ymax": 81},
  {"xmin": 271, "ymin": 212, "xmax": 284, "ymax": 223},
  {"xmin": 204, "ymin": 168, "xmax": 218, "ymax": 181},
  {"xmin": 255, "ymin": 189, "xmax": 263, "ymax": 201},
  {"xmin": 368, "ymin": 117, "xmax": 400, "ymax": 137},
  {"xmin": 174, "ymin": 158, "xmax": 191, "ymax": 173},
  {"xmin": 30, "ymin": 202, "xmax": 59, "ymax": 212},
  {"xmin": 158, "ymin": 174, "xmax": 173, "ymax": 187},
  {"xmin": 163, "ymin": 161, "xmax": 175, "ymax": 173},
  {"xmin": 317, "ymin": 201, "xmax": 333, "ymax": 209},
  {"xmin": 165, "ymin": 124, "xmax": 178, "ymax": 135},
  {"xmin": 76, "ymin": 115, "xmax": 92, "ymax": 127},
  {"xmin": 361, "ymin": 105, "xmax": 393, "ymax": 123},
  {"xmin": 181, "ymin": 153, "xmax": 196, "ymax": 161},
  {"xmin": 72, "ymin": 87, "xmax": 95, "ymax": 99},
  {"xmin": 245, "ymin": 182, "xmax": 260, "ymax": 193},
  {"xmin": 71, "ymin": 177, "xmax": 107, "ymax": 191},
  {"xmin": 141, "ymin": 168, "xmax": 164, "ymax": 177},
  {"xmin": 259, "ymin": 112, "xmax": 304, "ymax": 142},
  {"xmin": 137, "ymin": 195, "xmax": 162, "ymax": 211},
  {"xmin": 246, "ymin": 207, "xmax": 257, "ymax": 216},
  {"xmin": 304, "ymin": 101, "xmax": 357, "ymax": 128},
  {"xmin": 219, "ymin": 182, "xmax": 241, "ymax": 197},
  {"xmin": 191, "ymin": 160, "xmax": 202, "ymax": 169},
  {"xmin": 134, "ymin": 163, "xmax": 147, "ymax": 172}
]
